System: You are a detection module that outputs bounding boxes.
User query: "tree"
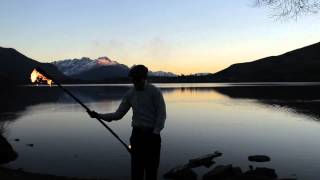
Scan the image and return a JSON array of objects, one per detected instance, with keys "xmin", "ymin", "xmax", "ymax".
[{"xmin": 255, "ymin": 0, "xmax": 320, "ymax": 19}]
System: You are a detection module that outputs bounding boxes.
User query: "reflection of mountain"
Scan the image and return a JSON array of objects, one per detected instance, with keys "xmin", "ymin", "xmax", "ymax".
[
  {"xmin": 3, "ymin": 85, "xmax": 320, "ymax": 123},
  {"xmin": 56, "ymin": 86, "xmax": 130, "ymax": 103},
  {"xmin": 56, "ymin": 86, "xmax": 176, "ymax": 103},
  {"xmin": 0, "ymin": 85, "xmax": 177, "ymax": 124},
  {"xmin": 4, "ymin": 84, "xmax": 320, "ymax": 125},
  {"xmin": 0, "ymin": 87, "xmax": 62, "ymax": 122},
  {"xmin": 0, "ymin": 86, "xmax": 133, "ymax": 117},
  {"xmin": 212, "ymin": 85, "xmax": 320, "ymax": 119}
]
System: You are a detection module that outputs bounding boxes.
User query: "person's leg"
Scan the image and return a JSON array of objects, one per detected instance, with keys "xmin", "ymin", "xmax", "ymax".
[
  {"xmin": 131, "ymin": 152, "xmax": 144, "ymax": 180},
  {"xmin": 145, "ymin": 134, "xmax": 161, "ymax": 180},
  {"xmin": 130, "ymin": 129, "xmax": 145, "ymax": 180}
]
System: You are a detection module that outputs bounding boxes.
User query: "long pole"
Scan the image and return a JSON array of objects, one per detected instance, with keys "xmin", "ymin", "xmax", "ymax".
[{"xmin": 35, "ymin": 67, "xmax": 131, "ymax": 154}]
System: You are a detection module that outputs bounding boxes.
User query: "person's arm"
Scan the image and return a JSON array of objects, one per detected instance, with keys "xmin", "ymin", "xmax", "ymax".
[
  {"xmin": 99, "ymin": 93, "xmax": 131, "ymax": 122},
  {"xmin": 153, "ymin": 89, "xmax": 166, "ymax": 134}
]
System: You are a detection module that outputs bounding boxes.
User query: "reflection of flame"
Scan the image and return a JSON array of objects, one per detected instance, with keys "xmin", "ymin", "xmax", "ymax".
[
  {"xmin": 128, "ymin": 145, "xmax": 131, "ymax": 149},
  {"xmin": 30, "ymin": 69, "xmax": 53, "ymax": 86}
]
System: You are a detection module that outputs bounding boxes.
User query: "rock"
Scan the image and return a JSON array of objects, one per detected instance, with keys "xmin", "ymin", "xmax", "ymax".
[
  {"xmin": 188, "ymin": 151, "xmax": 222, "ymax": 168},
  {"xmin": 254, "ymin": 167, "xmax": 277, "ymax": 178},
  {"xmin": 0, "ymin": 148, "xmax": 18, "ymax": 164},
  {"xmin": 26, "ymin": 144, "xmax": 34, "ymax": 147},
  {"xmin": 244, "ymin": 167, "xmax": 277, "ymax": 179},
  {"xmin": 203, "ymin": 161, "xmax": 215, "ymax": 168},
  {"xmin": 203, "ymin": 164, "xmax": 242, "ymax": 180},
  {"xmin": 163, "ymin": 164, "xmax": 197, "ymax": 180},
  {"xmin": 236, "ymin": 173, "xmax": 276, "ymax": 180},
  {"xmin": 232, "ymin": 167, "xmax": 242, "ymax": 175},
  {"xmin": 188, "ymin": 159, "xmax": 215, "ymax": 169},
  {"xmin": 0, "ymin": 135, "xmax": 18, "ymax": 164},
  {"xmin": 248, "ymin": 155, "xmax": 271, "ymax": 162}
]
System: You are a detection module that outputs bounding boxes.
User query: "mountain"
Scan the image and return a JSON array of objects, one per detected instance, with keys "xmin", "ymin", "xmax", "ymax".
[
  {"xmin": 0, "ymin": 47, "xmax": 69, "ymax": 84},
  {"xmin": 52, "ymin": 57, "xmax": 177, "ymax": 81},
  {"xmin": 148, "ymin": 71, "xmax": 177, "ymax": 77},
  {"xmin": 191, "ymin": 72, "xmax": 212, "ymax": 76},
  {"xmin": 52, "ymin": 57, "xmax": 130, "ymax": 81},
  {"xmin": 211, "ymin": 42, "xmax": 320, "ymax": 82}
]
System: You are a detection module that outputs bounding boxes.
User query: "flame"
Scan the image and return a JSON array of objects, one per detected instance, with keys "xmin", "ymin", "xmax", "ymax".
[{"xmin": 30, "ymin": 69, "xmax": 53, "ymax": 86}]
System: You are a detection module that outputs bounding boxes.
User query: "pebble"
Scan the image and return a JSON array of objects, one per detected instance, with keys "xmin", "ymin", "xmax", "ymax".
[{"xmin": 248, "ymin": 155, "xmax": 271, "ymax": 162}]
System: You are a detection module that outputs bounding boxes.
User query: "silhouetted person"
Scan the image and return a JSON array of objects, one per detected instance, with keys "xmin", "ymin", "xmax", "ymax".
[{"xmin": 88, "ymin": 65, "xmax": 166, "ymax": 180}]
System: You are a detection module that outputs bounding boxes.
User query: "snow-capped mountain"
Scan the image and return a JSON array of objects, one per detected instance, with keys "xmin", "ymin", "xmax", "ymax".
[
  {"xmin": 52, "ymin": 57, "xmax": 177, "ymax": 81},
  {"xmin": 52, "ymin": 57, "xmax": 129, "ymax": 80},
  {"xmin": 52, "ymin": 57, "xmax": 121, "ymax": 76}
]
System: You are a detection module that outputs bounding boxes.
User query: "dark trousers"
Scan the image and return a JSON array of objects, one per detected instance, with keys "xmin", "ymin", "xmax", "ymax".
[{"xmin": 130, "ymin": 127, "xmax": 161, "ymax": 180}]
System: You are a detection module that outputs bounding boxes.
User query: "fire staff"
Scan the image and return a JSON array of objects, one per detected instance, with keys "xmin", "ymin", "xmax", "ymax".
[{"xmin": 30, "ymin": 67, "xmax": 131, "ymax": 153}]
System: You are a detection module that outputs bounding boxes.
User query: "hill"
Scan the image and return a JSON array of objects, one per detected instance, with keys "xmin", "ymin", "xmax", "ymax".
[
  {"xmin": 0, "ymin": 47, "xmax": 69, "ymax": 84},
  {"xmin": 211, "ymin": 42, "xmax": 320, "ymax": 82}
]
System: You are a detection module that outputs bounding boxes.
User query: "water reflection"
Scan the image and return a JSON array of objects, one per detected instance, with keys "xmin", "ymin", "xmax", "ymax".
[
  {"xmin": 1, "ymin": 84, "xmax": 320, "ymax": 179},
  {"xmin": 212, "ymin": 85, "xmax": 320, "ymax": 120},
  {"xmin": 5, "ymin": 85, "xmax": 320, "ymax": 122},
  {"xmin": 0, "ymin": 86, "xmax": 61, "ymax": 122},
  {"xmin": 155, "ymin": 85, "xmax": 320, "ymax": 122}
]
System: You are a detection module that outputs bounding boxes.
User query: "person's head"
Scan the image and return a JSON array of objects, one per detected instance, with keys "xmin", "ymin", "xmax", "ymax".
[{"xmin": 129, "ymin": 65, "xmax": 148, "ymax": 90}]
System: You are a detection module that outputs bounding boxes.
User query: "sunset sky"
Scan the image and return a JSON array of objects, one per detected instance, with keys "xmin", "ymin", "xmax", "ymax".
[{"xmin": 1, "ymin": 0, "xmax": 320, "ymax": 74}]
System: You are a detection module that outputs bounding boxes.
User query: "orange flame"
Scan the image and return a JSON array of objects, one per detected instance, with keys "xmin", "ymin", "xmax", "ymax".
[{"xmin": 30, "ymin": 69, "xmax": 53, "ymax": 86}]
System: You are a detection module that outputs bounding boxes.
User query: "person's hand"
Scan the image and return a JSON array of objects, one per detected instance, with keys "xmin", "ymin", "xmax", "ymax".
[{"xmin": 87, "ymin": 110, "xmax": 100, "ymax": 119}]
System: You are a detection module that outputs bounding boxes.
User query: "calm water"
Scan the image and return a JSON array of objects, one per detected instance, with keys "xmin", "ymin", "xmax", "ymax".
[{"xmin": 2, "ymin": 83, "xmax": 320, "ymax": 180}]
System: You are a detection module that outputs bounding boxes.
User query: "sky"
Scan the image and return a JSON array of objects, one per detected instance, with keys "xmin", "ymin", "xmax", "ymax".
[{"xmin": 1, "ymin": 0, "xmax": 320, "ymax": 74}]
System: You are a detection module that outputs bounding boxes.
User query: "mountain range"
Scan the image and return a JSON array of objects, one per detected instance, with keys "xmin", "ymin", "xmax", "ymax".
[
  {"xmin": 1, "ymin": 41, "xmax": 320, "ymax": 84},
  {"xmin": 52, "ymin": 57, "xmax": 129, "ymax": 81},
  {"xmin": 52, "ymin": 57, "xmax": 177, "ymax": 81}
]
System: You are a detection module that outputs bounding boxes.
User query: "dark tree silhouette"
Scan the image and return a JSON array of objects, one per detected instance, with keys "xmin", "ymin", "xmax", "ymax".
[{"xmin": 255, "ymin": 0, "xmax": 320, "ymax": 18}]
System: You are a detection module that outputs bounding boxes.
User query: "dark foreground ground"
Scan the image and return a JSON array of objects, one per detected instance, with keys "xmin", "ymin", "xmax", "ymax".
[{"xmin": 0, "ymin": 167, "xmax": 108, "ymax": 180}]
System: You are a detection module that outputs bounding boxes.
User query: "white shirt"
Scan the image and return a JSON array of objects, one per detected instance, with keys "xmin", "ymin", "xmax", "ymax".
[{"xmin": 101, "ymin": 82, "xmax": 166, "ymax": 134}]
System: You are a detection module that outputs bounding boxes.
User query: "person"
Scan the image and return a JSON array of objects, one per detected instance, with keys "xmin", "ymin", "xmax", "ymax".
[{"xmin": 87, "ymin": 65, "xmax": 166, "ymax": 180}]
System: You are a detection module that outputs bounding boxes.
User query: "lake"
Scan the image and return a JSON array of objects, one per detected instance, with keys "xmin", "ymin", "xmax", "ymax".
[{"xmin": 1, "ymin": 83, "xmax": 320, "ymax": 180}]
